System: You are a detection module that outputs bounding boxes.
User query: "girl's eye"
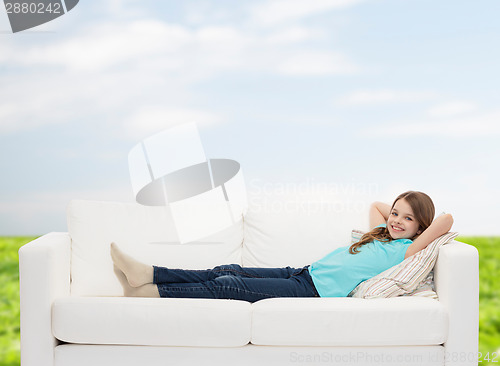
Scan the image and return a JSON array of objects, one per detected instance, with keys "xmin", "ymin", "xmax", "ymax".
[
  {"xmin": 405, "ymin": 217, "xmax": 412, "ymax": 221},
  {"xmin": 392, "ymin": 212, "xmax": 397, "ymax": 216}
]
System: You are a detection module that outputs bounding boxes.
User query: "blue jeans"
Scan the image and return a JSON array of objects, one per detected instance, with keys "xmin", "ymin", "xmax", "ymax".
[{"xmin": 153, "ymin": 264, "xmax": 320, "ymax": 303}]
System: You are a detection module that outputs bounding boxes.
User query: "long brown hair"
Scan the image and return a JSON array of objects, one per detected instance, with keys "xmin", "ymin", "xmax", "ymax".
[{"xmin": 349, "ymin": 191, "xmax": 435, "ymax": 254}]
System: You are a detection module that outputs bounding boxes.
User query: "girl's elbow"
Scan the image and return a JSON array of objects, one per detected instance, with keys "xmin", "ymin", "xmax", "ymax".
[{"xmin": 443, "ymin": 213, "xmax": 454, "ymax": 230}]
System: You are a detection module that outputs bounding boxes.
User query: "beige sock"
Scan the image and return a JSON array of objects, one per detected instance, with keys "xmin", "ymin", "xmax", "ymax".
[
  {"xmin": 113, "ymin": 265, "xmax": 160, "ymax": 297},
  {"xmin": 110, "ymin": 242, "xmax": 154, "ymax": 287}
]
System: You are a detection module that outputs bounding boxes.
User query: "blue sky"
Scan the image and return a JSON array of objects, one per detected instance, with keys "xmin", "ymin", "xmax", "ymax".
[{"xmin": 1, "ymin": 0, "xmax": 499, "ymax": 235}]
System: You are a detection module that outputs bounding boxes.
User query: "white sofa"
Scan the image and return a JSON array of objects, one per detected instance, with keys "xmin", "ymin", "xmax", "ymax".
[{"xmin": 19, "ymin": 199, "xmax": 479, "ymax": 366}]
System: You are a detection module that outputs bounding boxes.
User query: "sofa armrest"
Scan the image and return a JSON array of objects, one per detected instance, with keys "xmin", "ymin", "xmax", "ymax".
[
  {"xmin": 434, "ymin": 240, "xmax": 479, "ymax": 366},
  {"xmin": 19, "ymin": 232, "xmax": 71, "ymax": 366}
]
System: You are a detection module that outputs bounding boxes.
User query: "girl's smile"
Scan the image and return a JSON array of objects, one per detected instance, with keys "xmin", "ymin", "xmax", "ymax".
[{"xmin": 387, "ymin": 198, "xmax": 421, "ymax": 240}]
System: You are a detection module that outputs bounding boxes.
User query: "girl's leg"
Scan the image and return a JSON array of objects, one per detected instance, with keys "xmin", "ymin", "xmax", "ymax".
[
  {"xmin": 156, "ymin": 268, "xmax": 319, "ymax": 302},
  {"xmin": 129, "ymin": 284, "xmax": 160, "ymax": 297},
  {"xmin": 110, "ymin": 242, "xmax": 309, "ymax": 297},
  {"xmin": 153, "ymin": 264, "xmax": 301, "ymax": 284},
  {"xmin": 110, "ymin": 243, "xmax": 154, "ymax": 287},
  {"xmin": 110, "ymin": 243, "xmax": 243, "ymax": 286},
  {"xmin": 211, "ymin": 264, "xmax": 300, "ymax": 279},
  {"xmin": 113, "ymin": 265, "xmax": 160, "ymax": 297},
  {"xmin": 110, "ymin": 242, "xmax": 232, "ymax": 286}
]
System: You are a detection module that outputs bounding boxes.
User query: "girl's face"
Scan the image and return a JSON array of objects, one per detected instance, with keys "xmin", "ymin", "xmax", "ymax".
[{"xmin": 387, "ymin": 198, "xmax": 421, "ymax": 240}]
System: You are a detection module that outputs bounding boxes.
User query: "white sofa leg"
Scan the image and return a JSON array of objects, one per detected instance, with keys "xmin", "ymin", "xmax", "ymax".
[
  {"xmin": 434, "ymin": 241, "xmax": 479, "ymax": 366},
  {"xmin": 19, "ymin": 233, "xmax": 71, "ymax": 366}
]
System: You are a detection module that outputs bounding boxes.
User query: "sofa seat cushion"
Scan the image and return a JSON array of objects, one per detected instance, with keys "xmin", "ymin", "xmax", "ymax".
[
  {"xmin": 52, "ymin": 297, "xmax": 251, "ymax": 347},
  {"xmin": 251, "ymin": 297, "xmax": 447, "ymax": 346}
]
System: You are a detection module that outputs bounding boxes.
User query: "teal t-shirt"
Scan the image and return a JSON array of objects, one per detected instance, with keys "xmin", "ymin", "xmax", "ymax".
[{"xmin": 308, "ymin": 224, "xmax": 412, "ymax": 297}]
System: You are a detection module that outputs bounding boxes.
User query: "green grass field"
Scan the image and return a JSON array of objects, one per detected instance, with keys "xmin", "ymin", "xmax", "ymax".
[
  {"xmin": 1, "ymin": 236, "xmax": 499, "ymax": 365},
  {"xmin": 0, "ymin": 237, "xmax": 32, "ymax": 366},
  {"xmin": 460, "ymin": 236, "xmax": 500, "ymax": 364}
]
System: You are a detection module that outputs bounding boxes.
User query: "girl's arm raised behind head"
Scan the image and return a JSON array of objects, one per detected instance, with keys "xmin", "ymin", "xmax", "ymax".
[
  {"xmin": 404, "ymin": 213, "xmax": 454, "ymax": 259},
  {"xmin": 369, "ymin": 201, "xmax": 391, "ymax": 228}
]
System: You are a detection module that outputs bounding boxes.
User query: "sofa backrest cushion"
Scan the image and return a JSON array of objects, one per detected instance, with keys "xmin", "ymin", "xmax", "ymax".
[
  {"xmin": 242, "ymin": 197, "xmax": 366, "ymax": 267},
  {"xmin": 68, "ymin": 200, "xmax": 243, "ymax": 296}
]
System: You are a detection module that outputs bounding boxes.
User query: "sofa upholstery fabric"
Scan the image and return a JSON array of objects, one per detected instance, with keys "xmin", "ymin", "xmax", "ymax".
[
  {"xmin": 251, "ymin": 297, "xmax": 448, "ymax": 346},
  {"xmin": 67, "ymin": 200, "xmax": 243, "ymax": 296},
  {"xmin": 52, "ymin": 297, "xmax": 251, "ymax": 347}
]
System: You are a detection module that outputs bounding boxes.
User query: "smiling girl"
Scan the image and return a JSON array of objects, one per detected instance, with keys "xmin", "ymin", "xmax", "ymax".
[
  {"xmin": 111, "ymin": 191, "xmax": 453, "ymax": 302},
  {"xmin": 309, "ymin": 191, "xmax": 452, "ymax": 297}
]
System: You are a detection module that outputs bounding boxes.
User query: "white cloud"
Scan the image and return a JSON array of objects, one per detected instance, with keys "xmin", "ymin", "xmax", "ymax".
[
  {"xmin": 249, "ymin": 0, "xmax": 365, "ymax": 26},
  {"xmin": 0, "ymin": 13, "xmax": 360, "ymax": 137},
  {"xmin": 263, "ymin": 26, "xmax": 323, "ymax": 44},
  {"xmin": 427, "ymin": 101, "xmax": 478, "ymax": 117},
  {"xmin": 15, "ymin": 20, "xmax": 191, "ymax": 72},
  {"xmin": 361, "ymin": 110, "xmax": 500, "ymax": 138},
  {"xmin": 277, "ymin": 51, "xmax": 358, "ymax": 76},
  {"xmin": 335, "ymin": 89, "xmax": 437, "ymax": 106},
  {"xmin": 0, "ymin": 74, "xmax": 80, "ymax": 134},
  {"xmin": 123, "ymin": 106, "xmax": 222, "ymax": 140},
  {"xmin": 0, "ymin": 103, "xmax": 18, "ymax": 133},
  {"xmin": 2, "ymin": 18, "xmax": 352, "ymax": 76},
  {"xmin": 184, "ymin": 3, "xmax": 234, "ymax": 26}
]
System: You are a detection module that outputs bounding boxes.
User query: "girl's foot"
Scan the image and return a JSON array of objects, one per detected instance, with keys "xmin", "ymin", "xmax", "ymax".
[
  {"xmin": 110, "ymin": 242, "xmax": 154, "ymax": 287},
  {"xmin": 113, "ymin": 265, "xmax": 160, "ymax": 297}
]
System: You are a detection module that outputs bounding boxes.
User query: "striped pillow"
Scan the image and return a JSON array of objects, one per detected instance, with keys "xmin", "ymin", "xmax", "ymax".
[
  {"xmin": 402, "ymin": 271, "xmax": 438, "ymax": 299},
  {"xmin": 350, "ymin": 229, "xmax": 365, "ymax": 245},
  {"xmin": 349, "ymin": 231, "xmax": 458, "ymax": 299}
]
